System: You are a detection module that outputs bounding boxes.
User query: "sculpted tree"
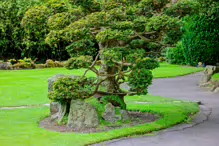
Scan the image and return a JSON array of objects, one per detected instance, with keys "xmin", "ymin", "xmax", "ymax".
[{"xmin": 46, "ymin": 0, "xmax": 182, "ymax": 123}]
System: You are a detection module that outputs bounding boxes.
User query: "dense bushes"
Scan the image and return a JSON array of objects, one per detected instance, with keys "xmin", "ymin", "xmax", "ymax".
[
  {"xmin": 165, "ymin": 0, "xmax": 199, "ymax": 18},
  {"xmin": 0, "ymin": 0, "xmax": 75, "ymax": 61},
  {"xmin": 165, "ymin": 42, "xmax": 185, "ymax": 65},
  {"xmin": 182, "ymin": 11, "xmax": 219, "ymax": 66},
  {"xmin": 1, "ymin": 0, "xmax": 218, "ymax": 66},
  {"xmin": 0, "ymin": 58, "xmax": 65, "ymax": 70},
  {"xmin": 164, "ymin": 0, "xmax": 219, "ymax": 66},
  {"xmin": 13, "ymin": 58, "xmax": 36, "ymax": 69},
  {"xmin": 0, "ymin": 0, "xmax": 41, "ymax": 59}
]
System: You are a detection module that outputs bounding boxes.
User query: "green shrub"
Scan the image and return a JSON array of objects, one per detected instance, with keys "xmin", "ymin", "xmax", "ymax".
[
  {"xmin": 165, "ymin": 42, "xmax": 186, "ymax": 65},
  {"xmin": 100, "ymin": 95, "xmax": 126, "ymax": 110},
  {"xmin": 12, "ymin": 57, "xmax": 36, "ymax": 69},
  {"xmin": 8, "ymin": 59, "xmax": 17, "ymax": 65},
  {"xmin": 134, "ymin": 57, "xmax": 160, "ymax": 70},
  {"xmin": 128, "ymin": 68, "xmax": 153, "ymax": 95},
  {"xmin": 45, "ymin": 59, "xmax": 55, "ymax": 68},
  {"xmin": 165, "ymin": 0, "xmax": 199, "ymax": 18},
  {"xmin": 96, "ymin": 60, "xmax": 102, "ymax": 66},
  {"xmin": 128, "ymin": 57, "xmax": 159, "ymax": 95},
  {"xmin": 54, "ymin": 61, "xmax": 64, "ymax": 67},
  {"xmin": 48, "ymin": 76, "xmax": 96, "ymax": 102},
  {"xmin": 182, "ymin": 12, "xmax": 219, "ymax": 66},
  {"xmin": 157, "ymin": 57, "xmax": 166, "ymax": 62},
  {"xmin": 36, "ymin": 64, "xmax": 47, "ymax": 69},
  {"xmin": 65, "ymin": 56, "xmax": 92, "ymax": 69}
]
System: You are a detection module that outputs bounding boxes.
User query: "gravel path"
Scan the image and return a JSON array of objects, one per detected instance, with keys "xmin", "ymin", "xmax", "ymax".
[{"xmin": 94, "ymin": 73, "xmax": 219, "ymax": 146}]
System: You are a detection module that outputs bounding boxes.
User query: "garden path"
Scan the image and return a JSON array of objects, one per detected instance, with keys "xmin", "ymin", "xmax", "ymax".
[{"xmin": 94, "ymin": 72, "xmax": 219, "ymax": 146}]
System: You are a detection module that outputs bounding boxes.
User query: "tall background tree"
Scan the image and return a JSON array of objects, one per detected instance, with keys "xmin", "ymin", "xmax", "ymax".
[
  {"xmin": 1, "ymin": 0, "xmax": 217, "ymax": 66},
  {"xmin": 0, "ymin": 0, "xmax": 41, "ymax": 59},
  {"xmin": 181, "ymin": 0, "xmax": 219, "ymax": 66}
]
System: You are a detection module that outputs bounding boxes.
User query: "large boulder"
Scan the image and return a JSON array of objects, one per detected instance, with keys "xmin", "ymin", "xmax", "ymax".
[
  {"xmin": 200, "ymin": 65, "xmax": 219, "ymax": 85},
  {"xmin": 67, "ymin": 100, "xmax": 99, "ymax": 128}
]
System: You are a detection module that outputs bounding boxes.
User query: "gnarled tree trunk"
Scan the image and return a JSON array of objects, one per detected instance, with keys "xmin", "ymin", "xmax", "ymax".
[{"xmin": 98, "ymin": 42, "xmax": 119, "ymax": 93}]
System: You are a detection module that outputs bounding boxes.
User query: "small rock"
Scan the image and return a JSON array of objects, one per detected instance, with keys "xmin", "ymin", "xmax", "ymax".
[
  {"xmin": 200, "ymin": 65, "xmax": 219, "ymax": 84},
  {"xmin": 102, "ymin": 103, "xmax": 128, "ymax": 123},
  {"xmin": 67, "ymin": 100, "xmax": 99, "ymax": 128},
  {"xmin": 103, "ymin": 103, "xmax": 117, "ymax": 123},
  {"xmin": 120, "ymin": 110, "xmax": 130, "ymax": 121},
  {"xmin": 0, "ymin": 62, "xmax": 12, "ymax": 70},
  {"xmin": 50, "ymin": 102, "xmax": 59, "ymax": 115},
  {"xmin": 214, "ymin": 87, "xmax": 219, "ymax": 93}
]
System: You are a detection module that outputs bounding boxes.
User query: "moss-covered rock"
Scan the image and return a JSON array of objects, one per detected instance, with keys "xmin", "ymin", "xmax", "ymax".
[{"xmin": 67, "ymin": 100, "xmax": 99, "ymax": 128}]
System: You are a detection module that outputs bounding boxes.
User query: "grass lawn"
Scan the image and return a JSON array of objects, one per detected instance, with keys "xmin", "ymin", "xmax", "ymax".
[
  {"xmin": 0, "ymin": 63, "xmax": 200, "ymax": 145},
  {"xmin": 153, "ymin": 63, "xmax": 203, "ymax": 78},
  {"xmin": 212, "ymin": 73, "xmax": 219, "ymax": 81},
  {"xmin": 0, "ymin": 95, "xmax": 199, "ymax": 146},
  {"xmin": 0, "ymin": 63, "xmax": 203, "ymax": 107}
]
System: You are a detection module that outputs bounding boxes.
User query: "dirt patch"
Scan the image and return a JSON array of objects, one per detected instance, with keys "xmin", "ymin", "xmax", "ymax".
[{"xmin": 39, "ymin": 112, "xmax": 159, "ymax": 133}]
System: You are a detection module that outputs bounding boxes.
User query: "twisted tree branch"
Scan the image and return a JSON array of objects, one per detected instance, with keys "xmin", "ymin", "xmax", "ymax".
[{"xmin": 83, "ymin": 52, "xmax": 100, "ymax": 77}]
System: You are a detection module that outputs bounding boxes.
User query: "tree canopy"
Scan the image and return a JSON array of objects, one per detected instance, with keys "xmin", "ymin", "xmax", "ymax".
[
  {"xmin": 1, "ymin": 0, "xmax": 206, "ymax": 61},
  {"xmin": 45, "ymin": 0, "xmax": 183, "ymax": 57}
]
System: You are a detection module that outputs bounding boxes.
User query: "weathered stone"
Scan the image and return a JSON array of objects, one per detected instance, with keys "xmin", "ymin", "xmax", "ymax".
[
  {"xmin": 214, "ymin": 87, "xmax": 219, "ymax": 93},
  {"xmin": 50, "ymin": 102, "xmax": 59, "ymax": 115},
  {"xmin": 211, "ymin": 81, "xmax": 219, "ymax": 92},
  {"xmin": 48, "ymin": 74, "xmax": 65, "ymax": 92},
  {"xmin": 199, "ymin": 82, "xmax": 211, "ymax": 88},
  {"xmin": 103, "ymin": 103, "xmax": 115, "ymax": 122},
  {"xmin": 67, "ymin": 100, "xmax": 99, "ymax": 128},
  {"xmin": 197, "ymin": 62, "xmax": 204, "ymax": 68},
  {"xmin": 0, "ymin": 62, "xmax": 12, "ymax": 70},
  {"xmin": 103, "ymin": 103, "xmax": 122, "ymax": 123},
  {"xmin": 120, "ymin": 110, "xmax": 130, "ymax": 121},
  {"xmin": 200, "ymin": 65, "xmax": 219, "ymax": 85}
]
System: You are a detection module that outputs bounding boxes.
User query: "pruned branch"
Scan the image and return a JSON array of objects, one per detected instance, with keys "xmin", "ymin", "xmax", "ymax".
[
  {"xmin": 99, "ymin": 69, "xmax": 131, "ymax": 77},
  {"xmin": 117, "ymin": 61, "xmax": 133, "ymax": 67},
  {"xmin": 83, "ymin": 52, "xmax": 100, "ymax": 77},
  {"xmin": 129, "ymin": 32, "xmax": 156, "ymax": 42},
  {"xmin": 91, "ymin": 77, "xmax": 108, "ymax": 96}
]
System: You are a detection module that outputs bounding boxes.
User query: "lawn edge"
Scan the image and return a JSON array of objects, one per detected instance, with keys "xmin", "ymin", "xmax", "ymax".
[
  {"xmin": 84, "ymin": 102, "xmax": 199, "ymax": 146},
  {"xmin": 154, "ymin": 70, "xmax": 203, "ymax": 79}
]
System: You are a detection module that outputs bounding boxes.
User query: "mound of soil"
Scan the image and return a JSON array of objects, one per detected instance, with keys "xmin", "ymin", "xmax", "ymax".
[{"xmin": 39, "ymin": 112, "xmax": 159, "ymax": 133}]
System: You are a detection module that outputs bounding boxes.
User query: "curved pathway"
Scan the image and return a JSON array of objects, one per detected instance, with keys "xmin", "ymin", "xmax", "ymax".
[{"xmin": 95, "ymin": 73, "xmax": 219, "ymax": 146}]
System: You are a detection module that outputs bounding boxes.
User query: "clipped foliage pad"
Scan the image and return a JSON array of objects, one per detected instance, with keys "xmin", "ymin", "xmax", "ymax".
[
  {"xmin": 48, "ymin": 76, "xmax": 96, "ymax": 102},
  {"xmin": 65, "ymin": 56, "xmax": 93, "ymax": 69}
]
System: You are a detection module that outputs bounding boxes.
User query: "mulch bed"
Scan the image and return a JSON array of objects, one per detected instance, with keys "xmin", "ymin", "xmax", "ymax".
[{"xmin": 39, "ymin": 112, "xmax": 159, "ymax": 133}]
